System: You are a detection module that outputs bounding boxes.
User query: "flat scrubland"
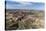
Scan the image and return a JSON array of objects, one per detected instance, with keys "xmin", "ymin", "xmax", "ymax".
[{"xmin": 5, "ymin": 9, "xmax": 44, "ymax": 30}]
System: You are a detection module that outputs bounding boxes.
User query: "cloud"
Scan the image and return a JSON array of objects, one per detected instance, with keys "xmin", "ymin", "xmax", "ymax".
[
  {"xmin": 6, "ymin": 1, "xmax": 44, "ymax": 10},
  {"xmin": 6, "ymin": 1, "xmax": 33, "ymax": 7}
]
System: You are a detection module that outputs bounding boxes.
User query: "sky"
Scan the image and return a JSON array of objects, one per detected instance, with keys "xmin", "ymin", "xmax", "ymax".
[{"xmin": 6, "ymin": 0, "xmax": 44, "ymax": 10}]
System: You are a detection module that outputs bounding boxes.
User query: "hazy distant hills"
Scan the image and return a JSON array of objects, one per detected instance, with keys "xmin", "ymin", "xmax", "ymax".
[
  {"xmin": 6, "ymin": 9, "xmax": 44, "ymax": 11},
  {"xmin": 6, "ymin": 9, "xmax": 44, "ymax": 12}
]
